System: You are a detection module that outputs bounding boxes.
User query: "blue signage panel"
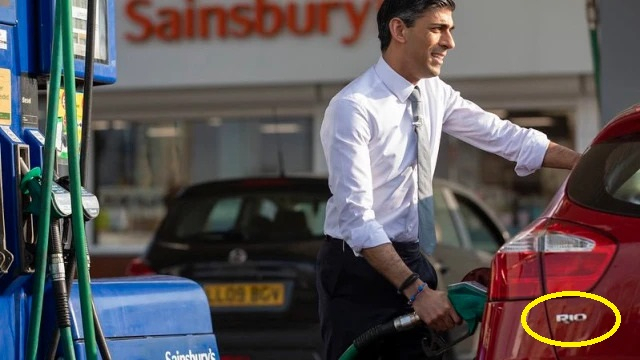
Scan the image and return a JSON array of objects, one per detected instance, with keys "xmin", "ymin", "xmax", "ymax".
[
  {"xmin": 39, "ymin": 0, "xmax": 117, "ymax": 84},
  {"xmin": 0, "ymin": 1, "xmax": 16, "ymax": 26},
  {"xmin": 16, "ymin": 0, "xmax": 36, "ymax": 75}
]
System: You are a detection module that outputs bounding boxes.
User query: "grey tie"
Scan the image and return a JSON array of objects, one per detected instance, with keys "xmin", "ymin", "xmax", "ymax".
[{"xmin": 409, "ymin": 87, "xmax": 437, "ymax": 254}]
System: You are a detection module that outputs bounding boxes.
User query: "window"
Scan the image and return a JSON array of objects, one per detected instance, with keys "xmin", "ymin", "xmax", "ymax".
[
  {"xmin": 294, "ymin": 202, "xmax": 326, "ymax": 237},
  {"xmin": 166, "ymin": 190, "xmax": 327, "ymax": 243},
  {"xmin": 434, "ymin": 187, "xmax": 461, "ymax": 247},
  {"xmin": 610, "ymin": 169, "xmax": 640, "ymax": 205},
  {"xmin": 605, "ymin": 143, "xmax": 640, "ymax": 205},
  {"xmin": 72, "ymin": 0, "xmax": 109, "ymax": 63},
  {"xmin": 204, "ymin": 197, "xmax": 243, "ymax": 233},
  {"xmin": 568, "ymin": 138, "xmax": 640, "ymax": 217},
  {"xmin": 455, "ymin": 194, "xmax": 503, "ymax": 253},
  {"xmin": 94, "ymin": 115, "xmax": 314, "ymax": 247}
]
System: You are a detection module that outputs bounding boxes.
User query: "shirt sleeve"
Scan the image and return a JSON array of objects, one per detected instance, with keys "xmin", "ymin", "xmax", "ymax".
[
  {"xmin": 320, "ymin": 97, "xmax": 390, "ymax": 256},
  {"xmin": 439, "ymin": 80, "xmax": 550, "ymax": 176}
]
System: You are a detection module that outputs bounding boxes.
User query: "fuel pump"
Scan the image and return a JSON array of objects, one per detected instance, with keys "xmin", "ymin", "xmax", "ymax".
[
  {"xmin": 0, "ymin": 0, "xmax": 37, "ymax": 290},
  {"xmin": 0, "ymin": 3, "xmax": 46, "ymax": 360},
  {"xmin": 0, "ymin": 1, "xmax": 221, "ymax": 359}
]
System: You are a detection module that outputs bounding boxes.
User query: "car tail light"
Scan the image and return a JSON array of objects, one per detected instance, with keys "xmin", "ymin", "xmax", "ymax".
[
  {"xmin": 124, "ymin": 257, "xmax": 157, "ymax": 276},
  {"xmin": 489, "ymin": 220, "xmax": 617, "ymax": 301}
]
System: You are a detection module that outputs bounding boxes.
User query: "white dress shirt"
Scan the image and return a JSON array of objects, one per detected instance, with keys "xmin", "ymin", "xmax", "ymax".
[{"xmin": 320, "ymin": 57, "xmax": 550, "ymax": 255}]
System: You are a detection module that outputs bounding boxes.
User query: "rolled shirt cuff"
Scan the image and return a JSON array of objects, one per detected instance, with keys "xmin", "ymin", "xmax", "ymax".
[
  {"xmin": 514, "ymin": 130, "xmax": 550, "ymax": 177},
  {"xmin": 346, "ymin": 220, "xmax": 390, "ymax": 257}
]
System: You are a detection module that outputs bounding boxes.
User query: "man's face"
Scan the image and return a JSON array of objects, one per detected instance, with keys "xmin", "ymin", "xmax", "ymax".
[{"xmin": 402, "ymin": 7, "xmax": 455, "ymax": 80}]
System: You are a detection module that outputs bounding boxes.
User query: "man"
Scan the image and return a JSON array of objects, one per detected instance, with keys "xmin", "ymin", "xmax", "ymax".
[{"xmin": 317, "ymin": 0, "xmax": 580, "ymax": 359}]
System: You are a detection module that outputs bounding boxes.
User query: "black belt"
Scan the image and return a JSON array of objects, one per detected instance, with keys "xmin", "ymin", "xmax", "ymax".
[{"xmin": 325, "ymin": 235, "xmax": 420, "ymax": 252}]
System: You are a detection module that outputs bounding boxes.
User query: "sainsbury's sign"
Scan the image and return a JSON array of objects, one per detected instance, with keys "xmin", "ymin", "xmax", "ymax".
[{"xmin": 125, "ymin": 0, "xmax": 382, "ymax": 45}]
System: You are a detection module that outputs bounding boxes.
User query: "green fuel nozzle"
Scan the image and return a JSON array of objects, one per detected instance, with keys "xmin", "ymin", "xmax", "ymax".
[
  {"xmin": 421, "ymin": 281, "xmax": 488, "ymax": 359},
  {"xmin": 20, "ymin": 166, "xmax": 72, "ymax": 219},
  {"xmin": 391, "ymin": 281, "xmax": 487, "ymax": 334},
  {"xmin": 447, "ymin": 281, "xmax": 487, "ymax": 334}
]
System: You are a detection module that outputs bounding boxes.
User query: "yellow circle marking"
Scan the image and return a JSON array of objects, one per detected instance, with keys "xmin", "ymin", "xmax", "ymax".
[{"xmin": 520, "ymin": 291, "xmax": 621, "ymax": 347}]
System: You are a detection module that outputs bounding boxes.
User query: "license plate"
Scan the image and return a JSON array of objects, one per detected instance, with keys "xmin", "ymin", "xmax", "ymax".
[{"xmin": 204, "ymin": 283, "xmax": 286, "ymax": 307}]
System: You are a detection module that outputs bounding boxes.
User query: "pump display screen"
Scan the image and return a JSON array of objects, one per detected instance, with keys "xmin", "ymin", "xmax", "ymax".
[{"xmin": 72, "ymin": 0, "xmax": 108, "ymax": 63}]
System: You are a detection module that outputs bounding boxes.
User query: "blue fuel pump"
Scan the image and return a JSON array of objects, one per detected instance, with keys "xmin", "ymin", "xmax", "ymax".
[{"xmin": 0, "ymin": 1, "xmax": 221, "ymax": 359}]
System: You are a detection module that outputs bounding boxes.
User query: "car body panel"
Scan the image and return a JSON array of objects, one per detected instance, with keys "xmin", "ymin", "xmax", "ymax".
[
  {"xmin": 592, "ymin": 105, "xmax": 640, "ymax": 143},
  {"xmin": 477, "ymin": 301, "xmax": 556, "ymax": 360}
]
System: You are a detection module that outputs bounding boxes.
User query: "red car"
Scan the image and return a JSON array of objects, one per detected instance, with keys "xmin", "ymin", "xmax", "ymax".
[{"xmin": 477, "ymin": 107, "xmax": 640, "ymax": 359}]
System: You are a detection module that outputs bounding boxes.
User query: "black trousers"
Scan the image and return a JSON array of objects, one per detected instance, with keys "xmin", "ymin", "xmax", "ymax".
[{"xmin": 316, "ymin": 237, "xmax": 439, "ymax": 360}]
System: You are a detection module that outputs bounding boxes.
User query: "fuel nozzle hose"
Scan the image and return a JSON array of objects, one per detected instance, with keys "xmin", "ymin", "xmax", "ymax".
[
  {"xmin": 49, "ymin": 222, "xmax": 71, "ymax": 329},
  {"xmin": 338, "ymin": 281, "xmax": 487, "ymax": 360},
  {"xmin": 339, "ymin": 312, "xmax": 423, "ymax": 360},
  {"xmin": 351, "ymin": 312, "xmax": 421, "ymax": 354}
]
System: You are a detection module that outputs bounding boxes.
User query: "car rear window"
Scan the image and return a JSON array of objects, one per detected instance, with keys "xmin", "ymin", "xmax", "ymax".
[
  {"xmin": 167, "ymin": 191, "xmax": 327, "ymax": 241},
  {"xmin": 567, "ymin": 136, "xmax": 640, "ymax": 217}
]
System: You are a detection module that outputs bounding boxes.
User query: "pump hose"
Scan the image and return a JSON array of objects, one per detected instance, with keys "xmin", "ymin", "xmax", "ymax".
[
  {"xmin": 339, "ymin": 313, "xmax": 422, "ymax": 360},
  {"xmin": 352, "ymin": 320, "xmax": 396, "ymax": 350},
  {"xmin": 48, "ymin": 228, "xmax": 111, "ymax": 360},
  {"xmin": 45, "ymin": 0, "xmax": 111, "ymax": 359},
  {"xmin": 25, "ymin": 1, "xmax": 77, "ymax": 359},
  {"xmin": 48, "ymin": 0, "xmax": 111, "ymax": 354},
  {"xmin": 49, "ymin": 222, "xmax": 70, "ymax": 327},
  {"xmin": 78, "ymin": 0, "xmax": 112, "ymax": 356},
  {"xmin": 47, "ymin": 217, "xmax": 110, "ymax": 360},
  {"xmin": 46, "ymin": 0, "xmax": 112, "ymax": 358},
  {"xmin": 48, "ymin": 221, "xmax": 77, "ymax": 360}
]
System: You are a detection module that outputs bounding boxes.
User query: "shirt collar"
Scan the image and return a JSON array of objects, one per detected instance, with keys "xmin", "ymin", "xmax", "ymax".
[{"xmin": 373, "ymin": 56, "xmax": 418, "ymax": 103}]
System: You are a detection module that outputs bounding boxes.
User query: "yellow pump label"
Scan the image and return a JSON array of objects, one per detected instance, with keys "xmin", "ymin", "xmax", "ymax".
[{"xmin": 0, "ymin": 68, "xmax": 10, "ymax": 124}]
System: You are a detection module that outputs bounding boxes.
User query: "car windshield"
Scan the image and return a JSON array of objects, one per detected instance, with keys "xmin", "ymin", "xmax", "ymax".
[
  {"xmin": 165, "ymin": 191, "xmax": 327, "ymax": 242},
  {"xmin": 568, "ymin": 137, "xmax": 640, "ymax": 217}
]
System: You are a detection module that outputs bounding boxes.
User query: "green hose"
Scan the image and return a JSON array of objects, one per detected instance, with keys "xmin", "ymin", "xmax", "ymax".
[
  {"xmin": 25, "ymin": 0, "xmax": 76, "ymax": 359},
  {"xmin": 59, "ymin": 0, "xmax": 98, "ymax": 358},
  {"xmin": 338, "ymin": 344, "xmax": 358, "ymax": 360}
]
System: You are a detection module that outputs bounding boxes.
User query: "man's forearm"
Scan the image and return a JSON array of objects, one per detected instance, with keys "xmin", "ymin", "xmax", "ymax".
[
  {"xmin": 542, "ymin": 142, "xmax": 580, "ymax": 170},
  {"xmin": 361, "ymin": 243, "xmax": 414, "ymax": 291}
]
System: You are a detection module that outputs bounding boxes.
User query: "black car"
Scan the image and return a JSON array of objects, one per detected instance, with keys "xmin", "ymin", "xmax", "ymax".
[{"xmin": 127, "ymin": 177, "xmax": 509, "ymax": 360}]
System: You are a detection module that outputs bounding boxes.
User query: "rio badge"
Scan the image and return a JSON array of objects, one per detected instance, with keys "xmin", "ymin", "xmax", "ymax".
[{"xmin": 521, "ymin": 291, "xmax": 620, "ymax": 347}]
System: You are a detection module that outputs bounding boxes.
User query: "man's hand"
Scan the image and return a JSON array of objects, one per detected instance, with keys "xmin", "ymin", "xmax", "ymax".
[
  {"xmin": 404, "ymin": 282, "xmax": 462, "ymax": 332},
  {"xmin": 361, "ymin": 243, "xmax": 462, "ymax": 332}
]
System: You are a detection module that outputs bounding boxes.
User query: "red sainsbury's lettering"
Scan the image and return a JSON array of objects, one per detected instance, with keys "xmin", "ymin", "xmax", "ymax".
[{"xmin": 124, "ymin": 0, "xmax": 378, "ymax": 45}]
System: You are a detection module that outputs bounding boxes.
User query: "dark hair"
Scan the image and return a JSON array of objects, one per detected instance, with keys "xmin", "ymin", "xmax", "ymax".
[{"xmin": 377, "ymin": 0, "xmax": 456, "ymax": 52}]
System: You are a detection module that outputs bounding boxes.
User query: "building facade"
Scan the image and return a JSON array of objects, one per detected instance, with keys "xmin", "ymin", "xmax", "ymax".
[{"xmin": 90, "ymin": 0, "xmax": 599, "ymax": 251}]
